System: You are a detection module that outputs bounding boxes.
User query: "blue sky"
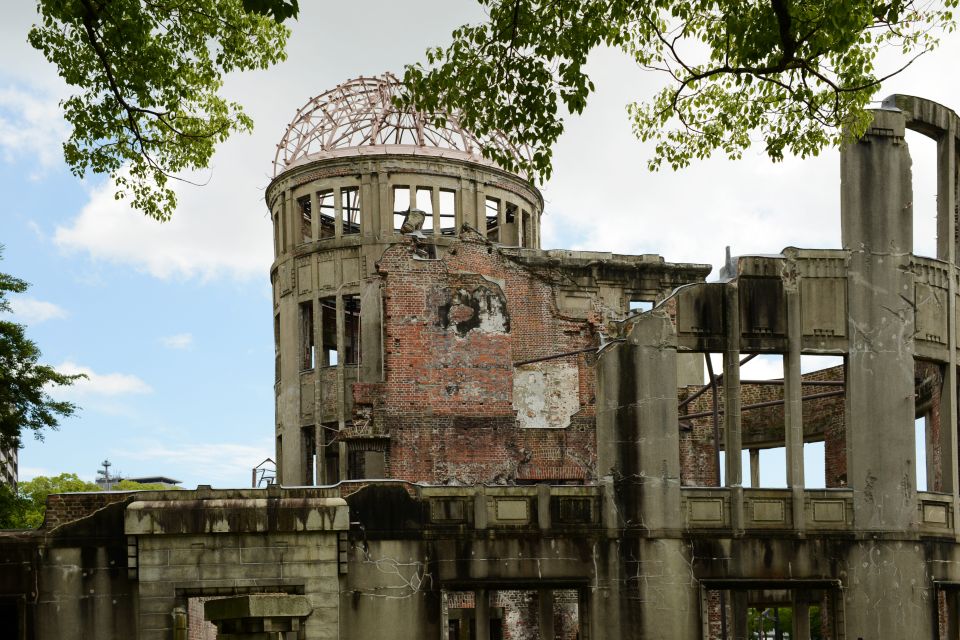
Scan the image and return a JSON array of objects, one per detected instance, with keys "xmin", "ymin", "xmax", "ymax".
[{"xmin": 2, "ymin": 2, "xmax": 959, "ymax": 488}]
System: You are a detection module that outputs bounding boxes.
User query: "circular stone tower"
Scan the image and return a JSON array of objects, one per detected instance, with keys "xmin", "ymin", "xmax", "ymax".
[{"xmin": 266, "ymin": 74, "xmax": 543, "ymax": 485}]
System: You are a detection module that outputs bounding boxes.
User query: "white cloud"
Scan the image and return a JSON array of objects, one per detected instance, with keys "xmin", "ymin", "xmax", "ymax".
[
  {"xmin": 160, "ymin": 333, "xmax": 193, "ymax": 350},
  {"xmin": 9, "ymin": 297, "xmax": 67, "ymax": 323},
  {"xmin": 54, "ymin": 361, "xmax": 153, "ymax": 397},
  {"xmin": 115, "ymin": 440, "xmax": 273, "ymax": 488},
  {"xmin": 0, "ymin": 86, "xmax": 68, "ymax": 172},
  {"xmin": 53, "ymin": 162, "xmax": 273, "ymax": 281}
]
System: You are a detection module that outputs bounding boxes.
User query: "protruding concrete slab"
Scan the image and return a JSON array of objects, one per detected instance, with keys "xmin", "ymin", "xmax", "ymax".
[{"xmin": 204, "ymin": 594, "xmax": 313, "ymax": 621}]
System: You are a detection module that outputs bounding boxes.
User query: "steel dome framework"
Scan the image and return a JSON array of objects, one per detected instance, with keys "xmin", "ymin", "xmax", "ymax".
[{"xmin": 273, "ymin": 73, "xmax": 527, "ymax": 177}]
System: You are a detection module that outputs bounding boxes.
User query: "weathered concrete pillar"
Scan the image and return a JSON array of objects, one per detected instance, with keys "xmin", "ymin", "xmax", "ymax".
[
  {"xmin": 842, "ymin": 541, "xmax": 934, "ymax": 637},
  {"xmin": 791, "ymin": 599, "xmax": 810, "ymax": 640},
  {"xmin": 378, "ymin": 171, "xmax": 392, "ymax": 233},
  {"xmin": 731, "ymin": 590, "xmax": 749, "ymax": 640},
  {"xmin": 360, "ymin": 281, "xmax": 383, "ymax": 382},
  {"xmin": 627, "ymin": 311, "xmax": 683, "ymax": 531},
  {"xmin": 333, "ymin": 185, "xmax": 344, "ymax": 240},
  {"xmin": 538, "ymin": 589, "xmax": 555, "ymax": 639},
  {"xmin": 723, "ymin": 283, "xmax": 744, "ymax": 532},
  {"xmin": 840, "ymin": 106, "xmax": 931, "ymax": 638},
  {"xmin": 937, "ymin": 117, "xmax": 959, "ymax": 500},
  {"xmin": 608, "ymin": 313, "xmax": 700, "ymax": 640},
  {"xmin": 595, "ymin": 350, "xmax": 621, "ymax": 485},
  {"xmin": 172, "ymin": 606, "xmax": 187, "ymax": 640},
  {"xmin": 309, "ymin": 190, "xmax": 320, "ymax": 242},
  {"xmin": 749, "ymin": 449, "xmax": 760, "ymax": 488},
  {"xmin": 278, "ymin": 269, "xmax": 302, "ymax": 486},
  {"xmin": 840, "ymin": 108, "xmax": 917, "ymax": 531},
  {"xmin": 587, "ymin": 540, "xmax": 625, "ymax": 640},
  {"xmin": 597, "ymin": 311, "xmax": 682, "ymax": 531},
  {"xmin": 784, "ymin": 279, "xmax": 805, "ymax": 530},
  {"xmin": 474, "ymin": 588, "xmax": 490, "ymax": 640}
]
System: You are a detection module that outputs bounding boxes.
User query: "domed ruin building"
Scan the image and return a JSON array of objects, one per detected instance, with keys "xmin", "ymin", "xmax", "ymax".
[{"xmin": 1, "ymin": 78, "xmax": 960, "ymax": 640}]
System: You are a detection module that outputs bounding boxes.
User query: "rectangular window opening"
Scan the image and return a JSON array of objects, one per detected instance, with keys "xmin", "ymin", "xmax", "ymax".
[
  {"xmin": 320, "ymin": 297, "xmax": 337, "ymax": 367},
  {"xmin": 297, "ymin": 195, "xmax": 312, "ymax": 244},
  {"xmin": 629, "ymin": 299, "xmax": 654, "ymax": 313},
  {"xmin": 915, "ymin": 359, "xmax": 945, "ymax": 493},
  {"xmin": 917, "ymin": 416, "xmax": 929, "ymax": 492},
  {"xmin": 747, "ymin": 605, "xmax": 793, "ymax": 639},
  {"xmin": 344, "ymin": 295, "xmax": 361, "ymax": 365},
  {"xmin": 393, "ymin": 186, "xmax": 411, "ymax": 231},
  {"xmin": 803, "ymin": 441, "xmax": 827, "ymax": 489},
  {"xmin": 751, "ymin": 447, "xmax": 786, "ymax": 488},
  {"xmin": 741, "ymin": 355, "xmax": 786, "ymax": 488},
  {"xmin": 502, "ymin": 203, "xmax": 519, "ymax": 245},
  {"xmin": 317, "ymin": 189, "xmax": 336, "ymax": 239},
  {"xmin": 340, "ymin": 187, "xmax": 361, "ymax": 235},
  {"xmin": 439, "ymin": 189, "xmax": 457, "ymax": 236},
  {"xmin": 906, "ymin": 130, "xmax": 938, "ymax": 258},
  {"xmin": 299, "ymin": 302, "xmax": 315, "ymax": 370},
  {"xmin": 302, "ymin": 426, "xmax": 316, "ymax": 486},
  {"xmin": 416, "ymin": 187, "xmax": 434, "ymax": 234},
  {"xmin": 705, "ymin": 588, "xmax": 835, "ymax": 640},
  {"xmin": 322, "ymin": 423, "xmax": 340, "ymax": 485},
  {"xmin": 800, "ymin": 354, "xmax": 846, "ymax": 488},
  {"xmin": 679, "ymin": 352, "xmax": 724, "ymax": 487},
  {"xmin": 485, "ymin": 196, "xmax": 500, "ymax": 241},
  {"xmin": 273, "ymin": 211, "xmax": 281, "ymax": 257}
]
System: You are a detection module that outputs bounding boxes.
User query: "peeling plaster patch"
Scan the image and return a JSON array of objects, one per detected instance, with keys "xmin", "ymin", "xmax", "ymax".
[
  {"xmin": 436, "ymin": 281, "xmax": 510, "ymax": 336},
  {"xmin": 513, "ymin": 362, "xmax": 579, "ymax": 429}
]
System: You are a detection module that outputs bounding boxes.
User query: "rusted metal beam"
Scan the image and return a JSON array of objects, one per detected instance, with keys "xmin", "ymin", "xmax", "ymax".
[
  {"xmin": 739, "ymin": 379, "xmax": 844, "ymax": 386},
  {"xmin": 680, "ymin": 389, "xmax": 845, "ymax": 421},
  {"xmin": 678, "ymin": 353, "xmax": 758, "ymax": 409},
  {"xmin": 513, "ymin": 346, "xmax": 597, "ymax": 367}
]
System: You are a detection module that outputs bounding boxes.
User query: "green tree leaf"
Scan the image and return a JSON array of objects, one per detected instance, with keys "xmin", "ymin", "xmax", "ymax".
[
  {"xmin": 400, "ymin": 0, "xmax": 958, "ymax": 182},
  {"xmin": 29, "ymin": 0, "xmax": 292, "ymax": 221}
]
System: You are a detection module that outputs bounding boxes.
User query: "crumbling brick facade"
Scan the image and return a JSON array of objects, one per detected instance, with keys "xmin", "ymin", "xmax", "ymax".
[{"xmin": 371, "ymin": 233, "xmax": 600, "ymax": 484}]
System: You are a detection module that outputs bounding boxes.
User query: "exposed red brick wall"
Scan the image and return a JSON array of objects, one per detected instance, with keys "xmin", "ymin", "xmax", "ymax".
[
  {"xmin": 187, "ymin": 597, "xmax": 220, "ymax": 640},
  {"xmin": 43, "ymin": 492, "xmax": 131, "ymax": 529},
  {"xmin": 369, "ymin": 234, "xmax": 599, "ymax": 484}
]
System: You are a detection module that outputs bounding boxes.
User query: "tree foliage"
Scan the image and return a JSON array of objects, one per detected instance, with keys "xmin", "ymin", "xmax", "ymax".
[
  {"xmin": 0, "ymin": 250, "xmax": 82, "ymax": 453},
  {"xmin": 401, "ymin": 0, "xmax": 958, "ymax": 181},
  {"xmin": 0, "ymin": 473, "xmax": 181, "ymax": 529},
  {"xmin": 29, "ymin": 0, "xmax": 292, "ymax": 221}
]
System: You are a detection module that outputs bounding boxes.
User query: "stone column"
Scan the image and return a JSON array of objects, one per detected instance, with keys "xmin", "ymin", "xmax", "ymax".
[
  {"xmin": 938, "ymin": 121, "xmax": 959, "ymax": 501},
  {"xmin": 474, "ymin": 589, "xmax": 490, "ymax": 640},
  {"xmin": 723, "ymin": 282, "xmax": 744, "ymax": 533},
  {"xmin": 791, "ymin": 599, "xmax": 810, "ymax": 640},
  {"xmin": 840, "ymin": 106, "xmax": 931, "ymax": 638},
  {"xmin": 538, "ymin": 589, "xmax": 555, "ymax": 639},
  {"xmin": 840, "ymin": 108, "xmax": 917, "ymax": 531},
  {"xmin": 731, "ymin": 590, "xmax": 749, "ymax": 640},
  {"xmin": 784, "ymin": 279, "xmax": 805, "ymax": 529}
]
